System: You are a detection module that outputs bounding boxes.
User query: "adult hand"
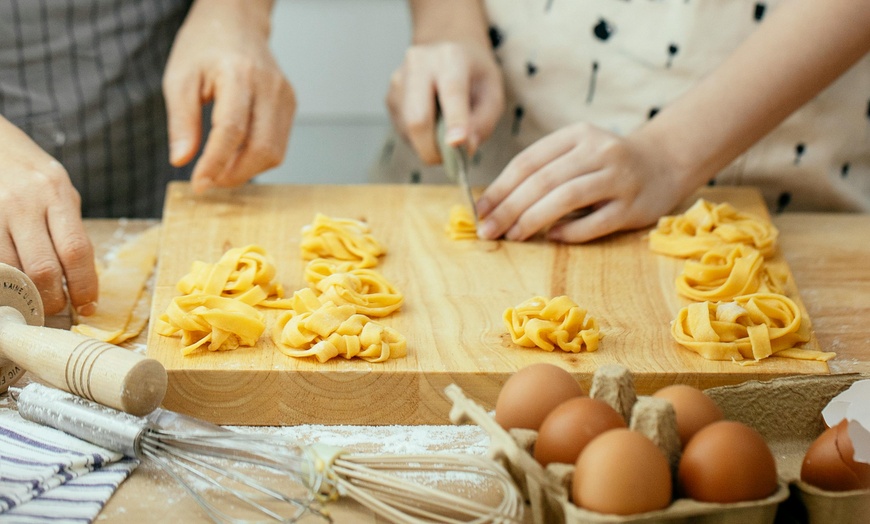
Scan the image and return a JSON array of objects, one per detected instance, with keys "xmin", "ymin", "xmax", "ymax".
[
  {"xmin": 475, "ymin": 123, "xmax": 697, "ymax": 243},
  {"xmin": 163, "ymin": 0, "xmax": 295, "ymax": 193},
  {"xmin": 386, "ymin": 40, "xmax": 504, "ymax": 164},
  {"xmin": 0, "ymin": 117, "xmax": 97, "ymax": 316}
]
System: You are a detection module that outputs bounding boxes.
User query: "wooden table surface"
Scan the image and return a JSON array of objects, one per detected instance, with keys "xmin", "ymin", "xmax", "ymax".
[{"xmin": 5, "ymin": 209, "xmax": 868, "ymax": 523}]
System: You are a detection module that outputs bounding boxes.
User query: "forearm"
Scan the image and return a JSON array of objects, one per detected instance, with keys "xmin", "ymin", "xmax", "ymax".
[
  {"xmin": 409, "ymin": 0, "xmax": 489, "ymax": 46},
  {"xmin": 185, "ymin": 0, "xmax": 275, "ymax": 39},
  {"xmin": 637, "ymin": 0, "xmax": 870, "ymax": 189}
]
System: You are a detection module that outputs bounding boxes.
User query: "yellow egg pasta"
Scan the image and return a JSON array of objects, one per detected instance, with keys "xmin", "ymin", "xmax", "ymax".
[
  {"xmin": 649, "ymin": 199, "xmax": 779, "ymax": 258},
  {"xmin": 671, "ymin": 293, "xmax": 833, "ymax": 362},
  {"xmin": 272, "ymin": 296, "xmax": 407, "ymax": 363},
  {"xmin": 504, "ymin": 295, "xmax": 599, "ymax": 353},
  {"xmin": 446, "ymin": 205, "xmax": 478, "ymax": 240},
  {"xmin": 303, "ymin": 258, "xmax": 403, "ymax": 317},
  {"xmin": 158, "ymin": 244, "xmax": 281, "ymax": 355},
  {"xmin": 155, "ymin": 294, "xmax": 266, "ymax": 356},
  {"xmin": 72, "ymin": 224, "xmax": 161, "ymax": 344},
  {"xmin": 300, "ymin": 213, "xmax": 385, "ymax": 269},
  {"xmin": 675, "ymin": 244, "xmax": 785, "ymax": 302},
  {"xmin": 176, "ymin": 244, "xmax": 286, "ymax": 307}
]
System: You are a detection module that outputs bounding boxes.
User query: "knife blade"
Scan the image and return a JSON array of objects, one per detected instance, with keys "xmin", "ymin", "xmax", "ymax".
[{"xmin": 437, "ymin": 118, "xmax": 479, "ymax": 225}]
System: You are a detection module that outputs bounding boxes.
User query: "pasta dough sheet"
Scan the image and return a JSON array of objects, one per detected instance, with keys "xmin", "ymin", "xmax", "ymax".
[{"xmin": 72, "ymin": 225, "xmax": 161, "ymax": 344}]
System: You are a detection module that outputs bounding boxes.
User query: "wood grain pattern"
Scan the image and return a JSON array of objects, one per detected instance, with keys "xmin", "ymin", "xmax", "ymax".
[{"xmin": 148, "ymin": 182, "xmax": 825, "ymax": 425}]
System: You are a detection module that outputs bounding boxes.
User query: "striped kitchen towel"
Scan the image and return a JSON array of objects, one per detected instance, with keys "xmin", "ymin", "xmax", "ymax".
[{"xmin": 0, "ymin": 409, "xmax": 137, "ymax": 523}]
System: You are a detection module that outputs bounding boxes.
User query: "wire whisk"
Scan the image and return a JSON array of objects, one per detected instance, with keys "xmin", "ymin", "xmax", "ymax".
[{"xmin": 12, "ymin": 383, "xmax": 522, "ymax": 524}]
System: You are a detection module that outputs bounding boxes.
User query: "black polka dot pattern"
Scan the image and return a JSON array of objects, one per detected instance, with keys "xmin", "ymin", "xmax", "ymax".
[
  {"xmin": 754, "ymin": 3, "xmax": 767, "ymax": 21},
  {"xmin": 794, "ymin": 143, "xmax": 806, "ymax": 165},
  {"xmin": 512, "ymin": 106, "xmax": 525, "ymax": 135},
  {"xmin": 593, "ymin": 18, "xmax": 615, "ymax": 41},
  {"xmin": 489, "ymin": 26, "xmax": 504, "ymax": 49},
  {"xmin": 776, "ymin": 192, "xmax": 792, "ymax": 213},
  {"xmin": 393, "ymin": 1, "xmax": 868, "ymax": 211}
]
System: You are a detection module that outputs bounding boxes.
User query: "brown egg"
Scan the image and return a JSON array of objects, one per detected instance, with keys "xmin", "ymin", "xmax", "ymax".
[
  {"xmin": 678, "ymin": 420, "xmax": 778, "ymax": 503},
  {"xmin": 802, "ymin": 420, "xmax": 870, "ymax": 491},
  {"xmin": 652, "ymin": 384, "xmax": 723, "ymax": 447},
  {"xmin": 534, "ymin": 397, "xmax": 626, "ymax": 466},
  {"xmin": 494, "ymin": 363, "xmax": 584, "ymax": 431},
  {"xmin": 573, "ymin": 429, "xmax": 672, "ymax": 515}
]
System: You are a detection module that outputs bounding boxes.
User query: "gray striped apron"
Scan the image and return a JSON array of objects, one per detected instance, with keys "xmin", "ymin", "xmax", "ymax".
[{"xmin": 0, "ymin": 0, "xmax": 195, "ymax": 218}]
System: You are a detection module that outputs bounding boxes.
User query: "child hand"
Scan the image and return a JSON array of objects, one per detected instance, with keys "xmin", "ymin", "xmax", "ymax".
[
  {"xmin": 475, "ymin": 122, "xmax": 696, "ymax": 243},
  {"xmin": 386, "ymin": 41, "xmax": 504, "ymax": 164}
]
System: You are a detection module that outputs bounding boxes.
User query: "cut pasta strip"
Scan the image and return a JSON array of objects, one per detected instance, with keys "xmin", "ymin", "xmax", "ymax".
[
  {"xmin": 272, "ymin": 295, "xmax": 406, "ymax": 363},
  {"xmin": 300, "ymin": 213, "xmax": 385, "ymax": 269},
  {"xmin": 675, "ymin": 244, "xmax": 785, "ymax": 302},
  {"xmin": 670, "ymin": 293, "xmax": 831, "ymax": 362},
  {"xmin": 504, "ymin": 295, "xmax": 599, "ymax": 353},
  {"xmin": 446, "ymin": 205, "xmax": 478, "ymax": 240},
  {"xmin": 649, "ymin": 199, "xmax": 779, "ymax": 258},
  {"xmin": 72, "ymin": 225, "xmax": 161, "ymax": 344},
  {"xmin": 303, "ymin": 258, "xmax": 403, "ymax": 317}
]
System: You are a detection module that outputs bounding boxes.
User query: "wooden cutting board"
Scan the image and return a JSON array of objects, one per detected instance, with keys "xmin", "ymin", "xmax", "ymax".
[{"xmin": 147, "ymin": 182, "xmax": 826, "ymax": 425}]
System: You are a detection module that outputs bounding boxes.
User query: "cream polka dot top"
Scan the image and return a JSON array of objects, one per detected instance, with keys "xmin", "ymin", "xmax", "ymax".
[{"xmin": 372, "ymin": 0, "xmax": 870, "ymax": 214}]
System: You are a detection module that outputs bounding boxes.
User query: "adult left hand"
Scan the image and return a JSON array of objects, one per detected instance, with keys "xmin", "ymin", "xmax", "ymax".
[{"xmin": 163, "ymin": 0, "xmax": 295, "ymax": 193}]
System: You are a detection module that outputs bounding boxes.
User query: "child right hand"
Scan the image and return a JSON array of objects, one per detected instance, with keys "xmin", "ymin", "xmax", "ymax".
[{"xmin": 386, "ymin": 40, "xmax": 505, "ymax": 165}]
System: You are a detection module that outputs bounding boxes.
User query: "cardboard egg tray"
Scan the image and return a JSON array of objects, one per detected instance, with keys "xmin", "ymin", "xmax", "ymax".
[{"xmin": 445, "ymin": 367, "xmax": 870, "ymax": 524}]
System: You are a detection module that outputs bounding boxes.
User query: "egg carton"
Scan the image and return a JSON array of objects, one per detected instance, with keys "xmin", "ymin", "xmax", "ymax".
[
  {"xmin": 445, "ymin": 366, "xmax": 869, "ymax": 524},
  {"xmin": 703, "ymin": 372, "xmax": 870, "ymax": 524}
]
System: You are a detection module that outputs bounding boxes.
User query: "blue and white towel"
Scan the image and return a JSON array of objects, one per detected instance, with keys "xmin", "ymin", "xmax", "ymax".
[{"xmin": 0, "ymin": 410, "xmax": 137, "ymax": 523}]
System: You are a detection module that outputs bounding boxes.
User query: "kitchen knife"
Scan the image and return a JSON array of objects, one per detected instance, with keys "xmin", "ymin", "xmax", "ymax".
[{"xmin": 437, "ymin": 118, "xmax": 479, "ymax": 225}]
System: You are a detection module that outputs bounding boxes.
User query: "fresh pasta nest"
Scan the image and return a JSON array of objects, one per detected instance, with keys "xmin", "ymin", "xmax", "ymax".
[
  {"xmin": 675, "ymin": 244, "xmax": 785, "ymax": 302},
  {"xmin": 159, "ymin": 213, "xmax": 407, "ymax": 362},
  {"xmin": 650, "ymin": 198, "xmax": 833, "ymax": 363},
  {"xmin": 155, "ymin": 294, "xmax": 266, "ymax": 356},
  {"xmin": 303, "ymin": 258, "xmax": 403, "ymax": 317},
  {"xmin": 649, "ymin": 198, "xmax": 779, "ymax": 258},
  {"xmin": 156, "ymin": 245, "xmax": 282, "ymax": 354},
  {"xmin": 272, "ymin": 289, "xmax": 406, "ymax": 363},
  {"xmin": 300, "ymin": 213, "xmax": 385, "ymax": 268},
  {"xmin": 671, "ymin": 293, "xmax": 834, "ymax": 362},
  {"xmin": 504, "ymin": 295, "xmax": 600, "ymax": 353}
]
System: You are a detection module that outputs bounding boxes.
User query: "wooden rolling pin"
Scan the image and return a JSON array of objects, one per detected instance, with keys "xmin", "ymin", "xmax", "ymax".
[{"xmin": 0, "ymin": 262, "xmax": 166, "ymax": 416}]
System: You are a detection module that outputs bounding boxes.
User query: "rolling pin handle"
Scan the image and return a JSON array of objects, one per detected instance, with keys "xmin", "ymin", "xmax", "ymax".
[{"xmin": 0, "ymin": 305, "xmax": 167, "ymax": 416}]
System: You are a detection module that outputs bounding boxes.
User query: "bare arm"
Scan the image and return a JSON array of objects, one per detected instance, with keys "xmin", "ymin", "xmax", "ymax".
[
  {"xmin": 409, "ymin": 0, "xmax": 490, "ymax": 45},
  {"xmin": 637, "ymin": 0, "xmax": 870, "ymax": 197}
]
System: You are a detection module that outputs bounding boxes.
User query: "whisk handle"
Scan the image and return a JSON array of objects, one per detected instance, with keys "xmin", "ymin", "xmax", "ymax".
[
  {"xmin": 0, "ymin": 306, "xmax": 167, "ymax": 416},
  {"xmin": 15, "ymin": 382, "xmax": 147, "ymax": 457}
]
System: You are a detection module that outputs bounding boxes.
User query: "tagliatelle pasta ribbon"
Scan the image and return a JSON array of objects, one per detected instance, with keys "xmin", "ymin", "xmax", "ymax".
[
  {"xmin": 155, "ymin": 294, "xmax": 266, "ymax": 356},
  {"xmin": 671, "ymin": 292, "xmax": 834, "ymax": 362},
  {"xmin": 159, "ymin": 244, "xmax": 282, "ymax": 354},
  {"xmin": 303, "ymin": 258, "xmax": 403, "ymax": 317},
  {"xmin": 300, "ymin": 213, "xmax": 385, "ymax": 269},
  {"xmin": 504, "ymin": 295, "xmax": 600, "ymax": 353},
  {"xmin": 175, "ymin": 245, "xmax": 288, "ymax": 307},
  {"xmin": 446, "ymin": 205, "xmax": 478, "ymax": 240},
  {"xmin": 272, "ymin": 290, "xmax": 407, "ymax": 363},
  {"xmin": 649, "ymin": 199, "xmax": 779, "ymax": 258},
  {"xmin": 676, "ymin": 244, "xmax": 786, "ymax": 302}
]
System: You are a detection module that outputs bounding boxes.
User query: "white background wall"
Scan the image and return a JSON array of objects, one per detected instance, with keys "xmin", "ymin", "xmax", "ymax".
[{"xmin": 259, "ymin": 0, "xmax": 411, "ymax": 185}]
